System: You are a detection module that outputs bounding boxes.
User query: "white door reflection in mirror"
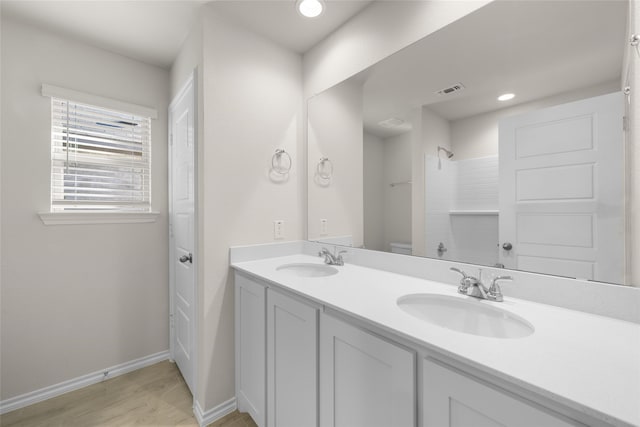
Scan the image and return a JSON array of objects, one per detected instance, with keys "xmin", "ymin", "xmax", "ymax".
[{"xmin": 499, "ymin": 92, "xmax": 624, "ymax": 283}]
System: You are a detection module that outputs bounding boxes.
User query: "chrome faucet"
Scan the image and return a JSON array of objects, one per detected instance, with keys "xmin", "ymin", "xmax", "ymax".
[
  {"xmin": 487, "ymin": 275, "xmax": 513, "ymax": 302},
  {"xmin": 450, "ymin": 267, "xmax": 512, "ymax": 302},
  {"xmin": 319, "ymin": 247, "xmax": 346, "ymax": 266}
]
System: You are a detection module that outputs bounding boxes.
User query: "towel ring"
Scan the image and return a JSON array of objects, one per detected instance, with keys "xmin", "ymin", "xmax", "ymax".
[
  {"xmin": 317, "ymin": 157, "xmax": 333, "ymax": 179},
  {"xmin": 272, "ymin": 149, "xmax": 292, "ymax": 175}
]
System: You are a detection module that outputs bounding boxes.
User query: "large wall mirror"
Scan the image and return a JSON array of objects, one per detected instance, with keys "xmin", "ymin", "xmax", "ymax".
[{"xmin": 307, "ymin": 0, "xmax": 636, "ymax": 286}]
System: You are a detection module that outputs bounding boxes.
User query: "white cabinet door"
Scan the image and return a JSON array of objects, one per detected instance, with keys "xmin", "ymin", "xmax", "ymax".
[
  {"xmin": 320, "ymin": 313, "xmax": 416, "ymax": 427},
  {"xmin": 267, "ymin": 289, "xmax": 318, "ymax": 427},
  {"xmin": 423, "ymin": 358, "xmax": 581, "ymax": 427},
  {"xmin": 235, "ymin": 273, "xmax": 266, "ymax": 427}
]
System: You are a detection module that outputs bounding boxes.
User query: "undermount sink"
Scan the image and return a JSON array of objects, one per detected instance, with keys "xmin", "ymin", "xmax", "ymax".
[
  {"xmin": 397, "ymin": 294, "xmax": 534, "ymax": 339},
  {"xmin": 276, "ymin": 263, "xmax": 339, "ymax": 278}
]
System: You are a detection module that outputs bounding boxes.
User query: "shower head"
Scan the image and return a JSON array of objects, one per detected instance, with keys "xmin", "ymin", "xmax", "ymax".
[{"xmin": 438, "ymin": 146, "xmax": 454, "ymax": 159}]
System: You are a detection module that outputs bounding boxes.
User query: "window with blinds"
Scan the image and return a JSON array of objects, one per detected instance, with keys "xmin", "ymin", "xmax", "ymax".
[{"xmin": 50, "ymin": 98, "xmax": 152, "ymax": 211}]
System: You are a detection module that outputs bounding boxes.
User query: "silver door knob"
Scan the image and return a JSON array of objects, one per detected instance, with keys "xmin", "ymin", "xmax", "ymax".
[
  {"xmin": 179, "ymin": 253, "xmax": 193, "ymax": 264},
  {"xmin": 502, "ymin": 242, "xmax": 513, "ymax": 251}
]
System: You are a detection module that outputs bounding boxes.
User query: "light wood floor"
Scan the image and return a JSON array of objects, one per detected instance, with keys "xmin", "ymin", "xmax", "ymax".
[{"xmin": 0, "ymin": 361, "xmax": 257, "ymax": 427}]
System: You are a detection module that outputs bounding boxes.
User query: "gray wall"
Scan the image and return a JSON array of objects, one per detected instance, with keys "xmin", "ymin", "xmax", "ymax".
[{"xmin": 0, "ymin": 17, "xmax": 170, "ymax": 400}]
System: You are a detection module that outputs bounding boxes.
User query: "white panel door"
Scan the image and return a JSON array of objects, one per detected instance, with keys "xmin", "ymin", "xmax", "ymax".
[
  {"xmin": 235, "ymin": 273, "xmax": 266, "ymax": 427},
  {"xmin": 320, "ymin": 313, "xmax": 415, "ymax": 427},
  {"xmin": 423, "ymin": 358, "xmax": 581, "ymax": 427},
  {"xmin": 499, "ymin": 92, "xmax": 624, "ymax": 283},
  {"xmin": 169, "ymin": 75, "xmax": 196, "ymax": 393},
  {"xmin": 267, "ymin": 289, "xmax": 318, "ymax": 427}
]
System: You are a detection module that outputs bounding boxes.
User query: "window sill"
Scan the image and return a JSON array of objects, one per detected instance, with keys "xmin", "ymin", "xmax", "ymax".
[{"xmin": 38, "ymin": 211, "xmax": 160, "ymax": 225}]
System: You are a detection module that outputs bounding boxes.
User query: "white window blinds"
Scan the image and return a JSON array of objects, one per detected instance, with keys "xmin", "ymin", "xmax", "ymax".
[{"xmin": 50, "ymin": 98, "xmax": 152, "ymax": 211}]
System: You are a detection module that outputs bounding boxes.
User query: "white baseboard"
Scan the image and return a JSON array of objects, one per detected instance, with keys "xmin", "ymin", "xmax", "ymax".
[
  {"xmin": 194, "ymin": 397, "xmax": 237, "ymax": 427},
  {"xmin": 0, "ymin": 350, "xmax": 170, "ymax": 415}
]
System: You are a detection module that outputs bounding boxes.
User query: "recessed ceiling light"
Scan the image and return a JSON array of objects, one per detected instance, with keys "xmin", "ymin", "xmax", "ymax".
[
  {"xmin": 497, "ymin": 93, "xmax": 515, "ymax": 101},
  {"xmin": 297, "ymin": 0, "xmax": 324, "ymax": 18}
]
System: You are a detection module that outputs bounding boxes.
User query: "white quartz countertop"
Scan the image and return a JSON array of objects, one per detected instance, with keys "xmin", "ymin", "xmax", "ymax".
[{"xmin": 232, "ymin": 254, "xmax": 640, "ymax": 427}]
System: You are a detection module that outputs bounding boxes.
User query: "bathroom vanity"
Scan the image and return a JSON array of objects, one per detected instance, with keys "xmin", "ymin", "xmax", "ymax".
[
  {"xmin": 237, "ymin": 2, "xmax": 640, "ymax": 426},
  {"xmin": 231, "ymin": 245, "xmax": 640, "ymax": 427}
]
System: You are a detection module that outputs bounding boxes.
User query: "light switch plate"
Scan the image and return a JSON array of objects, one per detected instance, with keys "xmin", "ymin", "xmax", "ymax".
[
  {"xmin": 320, "ymin": 219, "xmax": 328, "ymax": 236},
  {"xmin": 274, "ymin": 220, "xmax": 284, "ymax": 240}
]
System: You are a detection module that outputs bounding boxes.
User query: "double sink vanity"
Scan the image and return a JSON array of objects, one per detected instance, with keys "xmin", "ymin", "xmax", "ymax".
[
  {"xmin": 231, "ymin": 2, "xmax": 640, "ymax": 426},
  {"xmin": 231, "ymin": 242, "xmax": 640, "ymax": 427}
]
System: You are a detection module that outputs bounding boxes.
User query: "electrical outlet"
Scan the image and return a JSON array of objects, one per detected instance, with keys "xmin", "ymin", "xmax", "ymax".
[
  {"xmin": 274, "ymin": 220, "xmax": 284, "ymax": 240},
  {"xmin": 320, "ymin": 219, "xmax": 328, "ymax": 236}
]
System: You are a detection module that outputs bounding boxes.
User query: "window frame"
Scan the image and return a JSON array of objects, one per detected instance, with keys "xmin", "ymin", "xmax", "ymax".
[{"xmin": 39, "ymin": 84, "xmax": 160, "ymax": 225}]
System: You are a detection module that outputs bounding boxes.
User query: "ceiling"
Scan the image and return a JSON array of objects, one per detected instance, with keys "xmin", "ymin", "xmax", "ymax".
[
  {"xmin": 0, "ymin": 0, "xmax": 373, "ymax": 69},
  {"xmin": 3, "ymin": 0, "xmax": 624, "ymax": 131},
  {"xmin": 360, "ymin": 0, "xmax": 627, "ymax": 138},
  {"xmin": 209, "ymin": 1, "xmax": 372, "ymax": 54}
]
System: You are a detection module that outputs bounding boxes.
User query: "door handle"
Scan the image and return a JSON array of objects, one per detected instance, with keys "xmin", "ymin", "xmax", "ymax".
[
  {"xmin": 502, "ymin": 242, "xmax": 513, "ymax": 251},
  {"xmin": 179, "ymin": 253, "xmax": 193, "ymax": 264}
]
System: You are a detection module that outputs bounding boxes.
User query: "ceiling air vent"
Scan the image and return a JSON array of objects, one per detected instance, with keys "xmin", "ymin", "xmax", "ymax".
[{"xmin": 436, "ymin": 82, "xmax": 465, "ymax": 96}]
